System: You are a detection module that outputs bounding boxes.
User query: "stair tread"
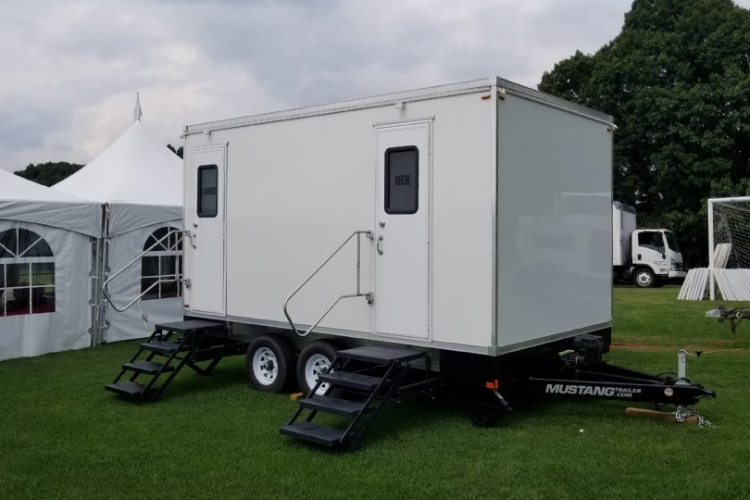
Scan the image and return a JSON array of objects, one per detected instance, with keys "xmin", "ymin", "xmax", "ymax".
[
  {"xmin": 337, "ymin": 346, "xmax": 426, "ymax": 364},
  {"xmin": 279, "ymin": 422, "xmax": 349, "ymax": 447},
  {"xmin": 155, "ymin": 320, "xmax": 227, "ymax": 335},
  {"xmin": 140, "ymin": 340, "xmax": 185, "ymax": 354},
  {"xmin": 105, "ymin": 380, "xmax": 149, "ymax": 397},
  {"xmin": 320, "ymin": 371, "xmax": 382, "ymax": 391},
  {"xmin": 122, "ymin": 359, "xmax": 174, "ymax": 375},
  {"xmin": 299, "ymin": 395, "xmax": 370, "ymax": 417}
]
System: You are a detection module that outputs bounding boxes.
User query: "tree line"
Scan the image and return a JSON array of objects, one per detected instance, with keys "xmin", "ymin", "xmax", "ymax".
[
  {"xmin": 538, "ymin": 0, "xmax": 750, "ymax": 266},
  {"xmin": 14, "ymin": 145, "xmax": 183, "ymax": 187}
]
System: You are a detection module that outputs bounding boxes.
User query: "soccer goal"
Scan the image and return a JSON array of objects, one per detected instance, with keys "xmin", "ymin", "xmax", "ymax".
[{"xmin": 708, "ymin": 196, "xmax": 750, "ymax": 301}]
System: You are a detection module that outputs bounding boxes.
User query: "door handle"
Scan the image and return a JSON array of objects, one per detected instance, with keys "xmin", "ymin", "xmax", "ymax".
[
  {"xmin": 185, "ymin": 230, "xmax": 197, "ymax": 249},
  {"xmin": 377, "ymin": 235, "xmax": 384, "ymax": 255}
]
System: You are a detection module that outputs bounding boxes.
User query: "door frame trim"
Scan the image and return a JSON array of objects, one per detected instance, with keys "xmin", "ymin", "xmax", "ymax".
[
  {"xmin": 373, "ymin": 120, "xmax": 433, "ymax": 341},
  {"xmin": 189, "ymin": 142, "xmax": 228, "ymax": 316}
]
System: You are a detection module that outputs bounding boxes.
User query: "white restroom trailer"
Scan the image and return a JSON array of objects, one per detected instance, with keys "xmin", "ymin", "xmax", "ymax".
[{"xmin": 181, "ymin": 77, "xmax": 614, "ymax": 394}]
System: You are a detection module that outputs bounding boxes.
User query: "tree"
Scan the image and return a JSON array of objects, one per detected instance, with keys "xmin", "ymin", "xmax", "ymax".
[
  {"xmin": 539, "ymin": 0, "xmax": 750, "ymax": 266},
  {"xmin": 14, "ymin": 162, "xmax": 83, "ymax": 187}
]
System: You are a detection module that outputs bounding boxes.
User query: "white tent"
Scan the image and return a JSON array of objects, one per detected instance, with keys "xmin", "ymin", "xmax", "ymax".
[
  {"xmin": 0, "ymin": 168, "xmax": 101, "ymax": 360},
  {"xmin": 54, "ymin": 108, "xmax": 184, "ymax": 343}
]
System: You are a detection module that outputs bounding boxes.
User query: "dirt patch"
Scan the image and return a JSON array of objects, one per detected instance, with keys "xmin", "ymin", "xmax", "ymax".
[{"xmin": 611, "ymin": 341, "xmax": 750, "ymax": 354}]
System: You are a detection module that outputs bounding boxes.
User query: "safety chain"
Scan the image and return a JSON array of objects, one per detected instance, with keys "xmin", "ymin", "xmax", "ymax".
[{"xmin": 675, "ymin": 407, "xmax": 714, "ymax": 428}]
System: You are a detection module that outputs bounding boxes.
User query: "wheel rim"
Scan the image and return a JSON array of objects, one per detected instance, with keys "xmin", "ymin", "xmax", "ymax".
[
  {"xmin": 252, "ymin": 347, "xmax": 278, "ymax": 385},
  {"xmin": 305, "ymin": 353, "xmax": 332, "ymax": 395},
  {"xmin": 636, "ymin": 272, "xmax": 653, "ymax": 287}
]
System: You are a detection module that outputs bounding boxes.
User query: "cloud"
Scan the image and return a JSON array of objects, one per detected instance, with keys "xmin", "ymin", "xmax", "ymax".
[{"xmin": 0, "ymin": 0, "xmax": 641, "ymax": 172}]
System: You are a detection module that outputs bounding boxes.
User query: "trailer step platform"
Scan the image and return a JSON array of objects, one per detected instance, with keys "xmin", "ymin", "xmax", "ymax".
[
  {"xmin": 121, "ymin": 360, "xmax": 175, "ymax": 375},
  {"xmin": 139, "ymin": 340, "xmax": 185, "ymax": 355},
  {"xmin": 281, "ymin": 346, "xmax": 435, "ymax": 451},
  {"xmin": 299, "ymin": 395, "xmax": 371, "ymax": 417},
  {"xmin": 105, "ymin": 380, "xmax": 151, "ymax": 397},
  {"xmin": 318, "ymin": 371, "xmax": 382, "ymax": 391},
  {"xmin": 279, "ymin": 422, "xmax": 351, "ymax": 447},
  {"xmin": 105, "ymin": 319, "xmax": 248, "ymax": 401}
]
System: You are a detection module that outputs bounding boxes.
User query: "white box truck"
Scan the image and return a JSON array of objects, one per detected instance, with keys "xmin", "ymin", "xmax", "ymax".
[
  {"xmin": 612, "ymin": 201, "xmax": 686, "ymax": 287},
  {"xmin": 106, "ymin": 78, "xmax": 715, "ymax": 450}
]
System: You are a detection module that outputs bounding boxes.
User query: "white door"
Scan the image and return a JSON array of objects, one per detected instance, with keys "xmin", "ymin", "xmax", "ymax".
[
  {"xmin": 186, "ymin": 145, "xmax": 226, "ymax": 315},
  {"xmin": 375, "ymin": 122, "xmax": 431, "ymax": 339}
]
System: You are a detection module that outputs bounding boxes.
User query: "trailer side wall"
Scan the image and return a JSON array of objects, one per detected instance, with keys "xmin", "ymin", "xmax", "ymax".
[
  {"xmin": 184, "ymin": 89, "xmax": 496, "ymax": 352},
  {"xmin": 495, "ymin": 94, "xmax": 612, "ymax": 352}
]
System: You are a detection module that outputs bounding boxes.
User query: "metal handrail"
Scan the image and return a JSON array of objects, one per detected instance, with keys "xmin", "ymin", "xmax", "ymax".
[
  {"xmin": 283, "ymin": 230, "xmax": 373, "ymax": 337},
  {"xmin": 102, "ymin": 229, "xmax": 187, "ymax": 313}
]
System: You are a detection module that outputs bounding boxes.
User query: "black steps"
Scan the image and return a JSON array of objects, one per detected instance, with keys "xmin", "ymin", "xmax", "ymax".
[
  {"xmin": 279, "ymin": 422, "xmax": 351, "ymax": 447},
  {"xmin": 106, "ymin": 319, "xmax": 241, "ymax": 401},
  {"xmin": 105, "ymin": 380, "xmax": 151, "ymax": 398},
  {"xmin": 319, "ymin": 371, "xmax": 382, "ymax": 391},
  {"xmin": 122, "ymin": 360, "xmax": 175, "ymax": 375},
  {"xmin": 299, "ymin": 395, "xmax": 371, "ymax": 417},
  {"xmin": 140, "ymin": 340, "xmax": 184, "ymax": 355},
  {"xmin": 282, "ymin": 345, "xmax": 431, "ymax": 451}
]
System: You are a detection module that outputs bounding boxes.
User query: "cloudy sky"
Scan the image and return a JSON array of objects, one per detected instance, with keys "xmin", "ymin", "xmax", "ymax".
[{"xmin": 1, "ymin": 0, "xmax": 749, "ymax": 172}]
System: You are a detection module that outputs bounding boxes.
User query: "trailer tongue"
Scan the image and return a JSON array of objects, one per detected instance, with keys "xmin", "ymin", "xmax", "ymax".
[{"xmin": 280, "ymin": 334, "xmax": 716, "ymax": 448}]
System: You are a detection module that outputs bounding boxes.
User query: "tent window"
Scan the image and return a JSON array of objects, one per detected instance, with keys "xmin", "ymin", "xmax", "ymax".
[
  {"xmin": 141, "ymin": 227, "xmax": 183, "ymax": 301},
  {"xmin": 0, "ymin": 229, "xmax": 55, "ymax": 317},
  {"xmin": 198, "ymin": 165, "xmax": 218, "ymax": 218}
]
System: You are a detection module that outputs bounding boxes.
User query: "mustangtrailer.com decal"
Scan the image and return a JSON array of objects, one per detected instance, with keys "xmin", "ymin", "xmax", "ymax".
[{"xmin": 545, "ymin": 384, "xmax": 643, "ymax": 398}]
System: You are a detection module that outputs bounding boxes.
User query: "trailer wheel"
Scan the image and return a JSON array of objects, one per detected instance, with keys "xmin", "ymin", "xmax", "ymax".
[
  {"xmin": 246, "ymin": 335, "xmax": 294, "ymax": 393},
  {"xmin": 297, "ymin": 341, "xmax": 339, "ymax": 396},
  {"xmin": 633, "ymin": 268, "xmax": 656, "ymax": 288}
]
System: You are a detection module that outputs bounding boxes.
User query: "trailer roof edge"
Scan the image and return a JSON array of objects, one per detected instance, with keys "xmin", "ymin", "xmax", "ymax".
[{"xmin": 185, "ymin": 77, "xmax": 614, "ymax": 135}]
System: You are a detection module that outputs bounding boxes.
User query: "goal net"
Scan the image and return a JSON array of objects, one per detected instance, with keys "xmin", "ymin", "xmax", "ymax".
[
  {"xmin": 679, "ymin": 196, "xmax": 750, "ymax": 300},
  {"xmin": 709, "ymin": 197, "xmax": 750, "ymax": 300}
]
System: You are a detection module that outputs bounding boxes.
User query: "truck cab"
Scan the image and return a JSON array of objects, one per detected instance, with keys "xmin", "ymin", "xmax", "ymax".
[
  {"xmin": 612, "ymin": 202, "xmax": 686, "ymax": 288},
  {"xmin": 630, "ymin": 229, "xmax": 686, "ymax": 287}
]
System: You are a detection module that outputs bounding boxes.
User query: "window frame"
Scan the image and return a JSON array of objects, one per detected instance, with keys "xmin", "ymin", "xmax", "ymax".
[
  {"xmin": 0, "ymin": 228, "xmax": 55, "ymax": 317},
  {"xmin": 384, "ymin": 146, "xmax": 419, "ymax": 215},
  {"xmin": 197, "ymin": 164, "xmax": 219, "ymax": 218},
  {"xmin": 141, "ymin": 227, "xmax": 183, "ymax": 301}
]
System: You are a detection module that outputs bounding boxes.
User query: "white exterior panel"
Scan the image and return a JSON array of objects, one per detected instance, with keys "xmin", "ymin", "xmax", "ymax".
[
  {"xmin": 184, "ymin": 89, "xmax": 496, "ymax": 350},
  {"xmin": 183, "ymin": 77, "xmax": 613, "ymax": 355},
  {"xmin": 495, "ymin": 93, "xmax": 612, "ymax": 351}
]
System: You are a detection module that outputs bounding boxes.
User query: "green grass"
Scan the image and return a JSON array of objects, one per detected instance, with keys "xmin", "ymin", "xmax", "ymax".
[{"xmin": 1, "ymin": 288, "xmax": 749, "ymax": 500}]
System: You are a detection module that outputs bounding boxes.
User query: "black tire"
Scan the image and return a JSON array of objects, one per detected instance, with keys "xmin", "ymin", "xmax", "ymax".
[
  {"xmin": 633, "ymin": 268, "xmax": 656, "ymax": 288},
  {"xmin": 246, "ymin": 335, "xmax": 294, "ymax": 393},
  {"xmin": 297, "ymin": 341, "xmax": 339, "ymax": 396}
]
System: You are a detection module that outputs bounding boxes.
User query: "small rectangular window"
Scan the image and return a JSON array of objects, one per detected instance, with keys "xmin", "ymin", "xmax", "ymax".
[
  {"xmin": 385, "ymin": 147, "xmax": 419, "ymax": 214},
  {"xmin": 198, "ymin": 165, "xmax": 218, "ymax": 217}
]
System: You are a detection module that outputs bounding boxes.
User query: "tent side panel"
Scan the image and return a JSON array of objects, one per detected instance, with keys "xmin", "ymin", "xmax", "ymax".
[
  {"xmin": 0, "ymin": 222, "xmax": 92, "ymax": 361},
  {"xmin": 103, "ymin": 220, "xmax": 184, "ymax": 343}
]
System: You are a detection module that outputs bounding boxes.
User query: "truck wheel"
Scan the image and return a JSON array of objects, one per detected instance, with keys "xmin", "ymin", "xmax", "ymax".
[
  {"xmin": 297, "ymin": 341, "xmax": 339, "ymax": 396},
  {"xmin": 633, "ymin": 268, "xmax": 656, "ymax": 288},
  {"xmin": 246, "ymin": 335, "xmax": 294, "ymax": 393}
]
